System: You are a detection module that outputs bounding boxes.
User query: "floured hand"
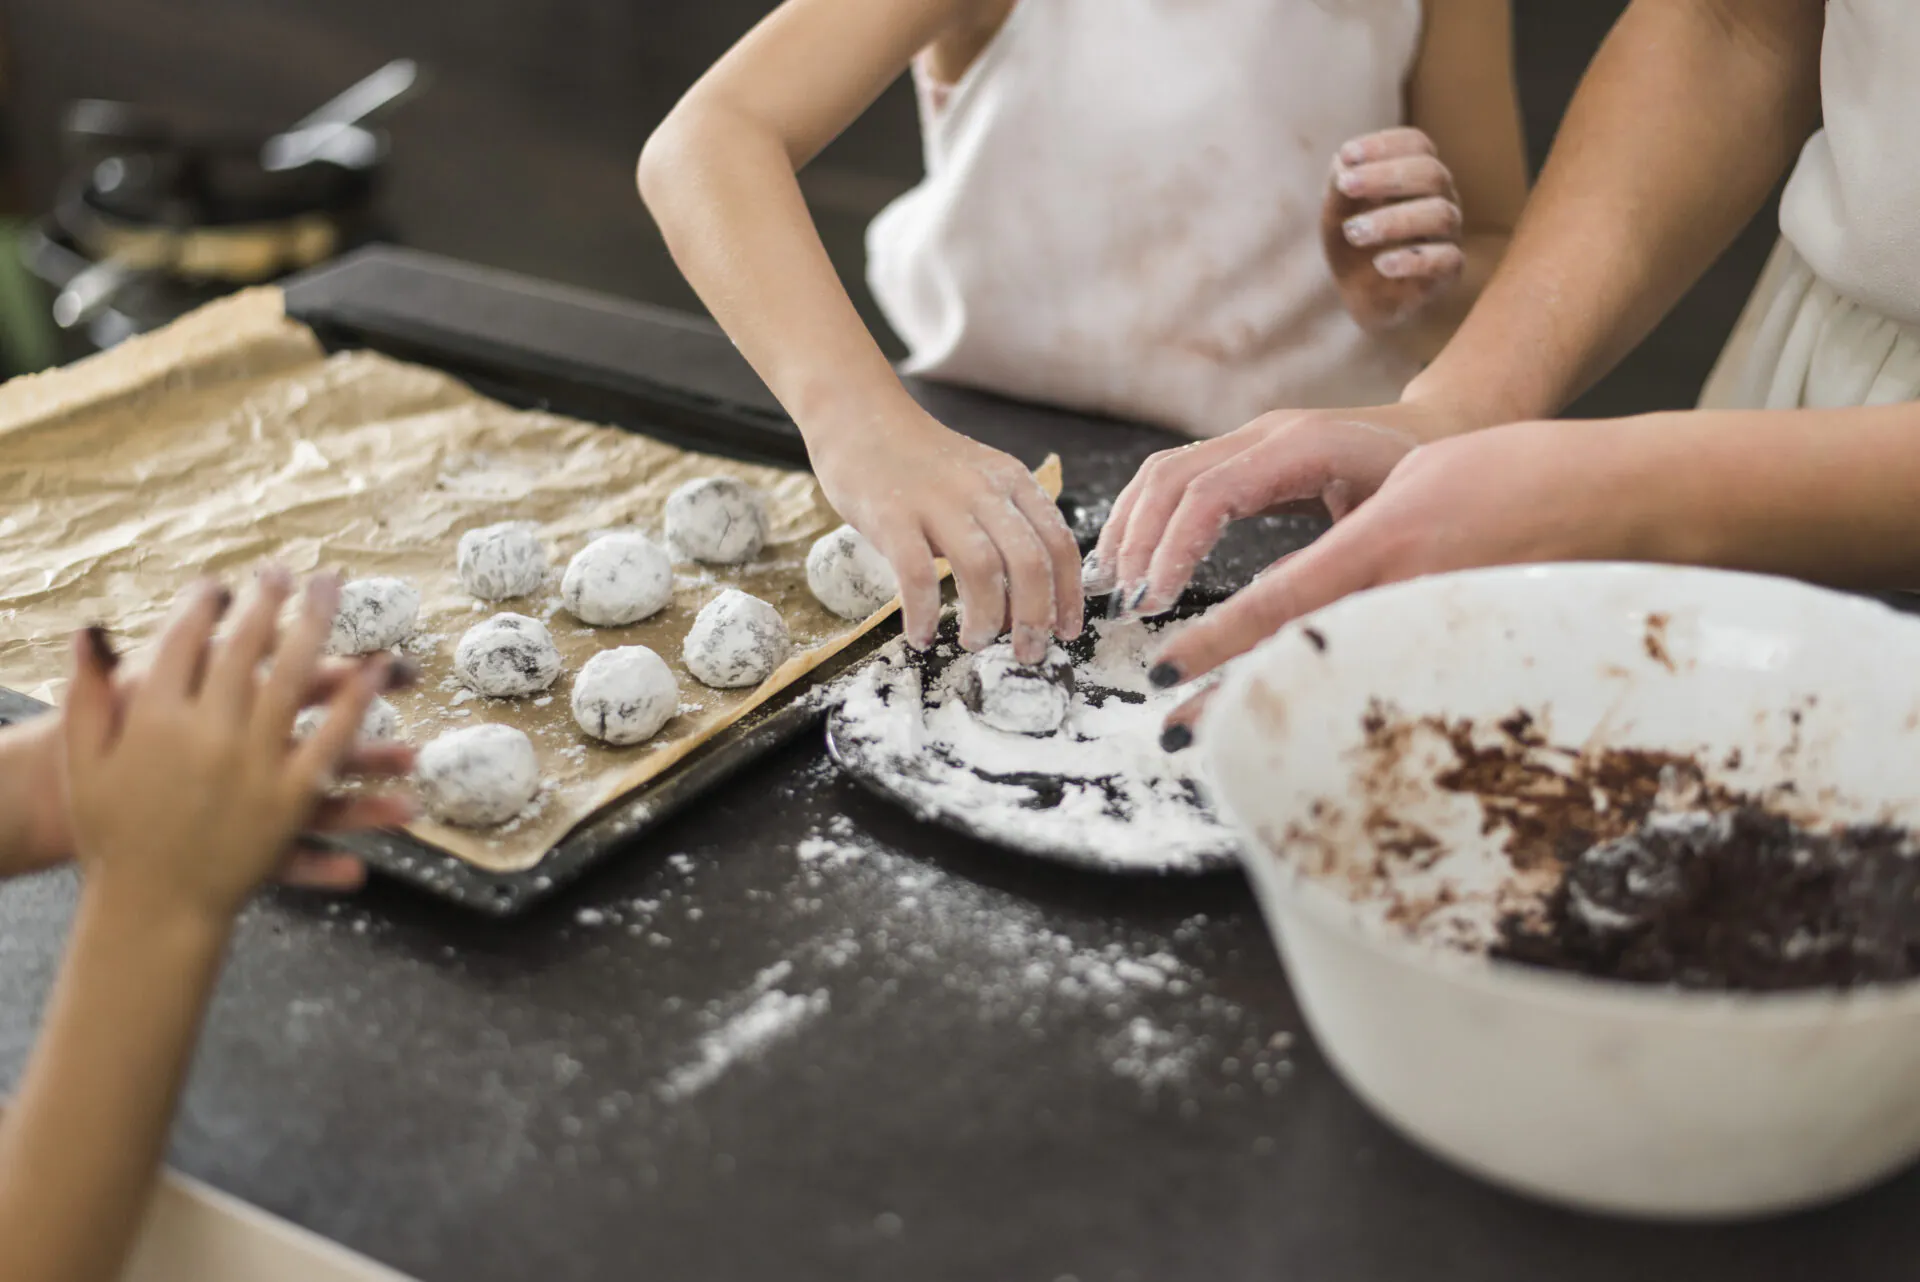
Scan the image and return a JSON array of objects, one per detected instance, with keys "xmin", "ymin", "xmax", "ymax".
[
  {"xmin": 1323, "ymin": 127, "xmax": 1466, "ymax": 332},
  {"xmin": 809, "ymin": 406, "xmax": 1082, "ymax": 663},
  {"xmin": 1087, "ymin": 399, "xmax": 1468, "ymax": 619},
  {"xmin": 1150, "ymin": 419, "xmax": 1654, "ymax": 742}
]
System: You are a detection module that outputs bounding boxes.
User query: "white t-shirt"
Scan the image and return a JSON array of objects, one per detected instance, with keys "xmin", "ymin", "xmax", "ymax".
[
  {"xmin": 866, "ymin": 0, "xmax": 1425, "ymax": 438},
  {"xmin": 1778, "ymin": 0, "xmax": 1920, "ymax": 327}
]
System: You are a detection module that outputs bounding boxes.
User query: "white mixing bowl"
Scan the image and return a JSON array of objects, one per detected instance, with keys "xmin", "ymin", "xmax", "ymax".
[{"xmin": 1201, "ymin": 564, "xmax": 1920, "ymax": 1219}]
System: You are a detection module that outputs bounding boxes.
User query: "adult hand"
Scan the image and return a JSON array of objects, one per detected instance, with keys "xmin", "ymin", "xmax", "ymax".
[
  {"xmin": 63, "ymin": 571, "xmax": 419, "ymax": 916},
  {"xmin": 1323, "ymin": 127, "xmax": 1465, "ymax": 332},
  {"xmin": 1151, "ymin": 419, "xmax": 1657, "ymax": 740},
  {"xmin": 810, "ymin": 406, "xmax": 1082, "ymax": 662},
  {"xmin": 1087, "ymin": 399, "xmax": 1467, "ymax": 618}
]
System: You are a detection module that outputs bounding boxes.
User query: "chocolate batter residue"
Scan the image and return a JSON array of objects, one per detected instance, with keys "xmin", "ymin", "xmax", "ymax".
[
  {"xmin": 1495, "ymin": 807, "xmax": 1920, "ymax": 992},
  {"xmin": 1357, "ymin": 702, "xmax": 1735, "ymax": 875},
  {"xmin": 1350, "ymin": 701, "xmax": 1920, "ymax": 989}
]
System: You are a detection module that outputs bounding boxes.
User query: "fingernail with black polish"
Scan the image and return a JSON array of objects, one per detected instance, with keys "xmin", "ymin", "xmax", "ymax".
[
  {"xmin": 1160, "ymin": 723, "xmax": 1194, "ymax": 754},
  {"xmin": 384, "ymin": 655, "xmax": 422, "ymax": 691},
  {"xmin": 1148, "ymin": 661, "xmax": 1182, "ymax": 689},
  {"xmin": 212, "ymin": 585, "xmax": 235, "ymax": 616},
  {"xmin": 83, "ymin": 624, "xmax": 120, "ymax": 671}
]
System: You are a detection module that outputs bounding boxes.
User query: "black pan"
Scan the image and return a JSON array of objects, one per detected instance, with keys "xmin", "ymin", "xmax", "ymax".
[{"xmin": 824, "ymin": 588, "xmax": 1242, "ymax": 876}]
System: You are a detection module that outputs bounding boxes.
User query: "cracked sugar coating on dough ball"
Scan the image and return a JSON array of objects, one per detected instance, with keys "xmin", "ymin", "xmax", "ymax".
[
  {"xmin": 806, "ymin": 524, "xmax": 898, "ymax": 620},
  {"xmin": 458, "ymin": 522, "xmax": 549, "ymax": 601},
  {"xmin": 572, "ymin": 645, "xmax": 680, "ymax": 745},
  {"xmin": 454, "ymin": 613, "xmax": 563, "ymax": 698},
  {"xmin": 417, "ymin": 724, "xmax": 539, "ymax": 828},
  {"xmin": 682, "ymin": 589, "xmax": 792, "ymax": 688},
  {"xmin": 294, "ymin": 696, "xmax": 400, "ymax": 744},
  {"xmin": 962, "ymin": 643, "xmax": 1075, "ymax": 735},
  {"xmin": 562, "ymin": 532, "xmax": 673, "ymax": 627},
  {"xmin": 664, "ymin": 476, "xmax": 770, "ymax": 565},
  {"xmin": 327, "ymin": 578, "xmax": 421, "ymax": 655}
]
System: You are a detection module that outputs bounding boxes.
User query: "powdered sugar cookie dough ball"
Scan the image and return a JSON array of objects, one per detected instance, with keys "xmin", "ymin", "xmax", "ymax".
[
  {"xmin": 806, "ymin": 524, "xmax": 898, "ymax": 620},
  {"xmin": 682, "ymin": 589, "xmax": 791, "ymax": 688},
  {"xmin": 963, "ymin": 643, "xmax": 1075, "ymax": 736},
  {"xmin": 664, "ymin": 476, "xmax": 769, "ymax": 565},
  {"xmin": 454, "ymin": 613, "xmax": 563, "ymax": 697},
  {"xmin": 458, "ymin": 522, "xmax": 548, "ymax": 601},
  {"xmin": 572, "ymin": 645, "xmax": 679, "ymax": 745},
  {"xmin": 417, "ymin": 724, "xmax": 539, "ymax": 828},
  {"xmin": 562, "ymin": 533, "xmax": 673, "ymax": 627},
  {"xmin": 294, "ymin": 696, "xmax": 400, "ymax": 744},
  {"xmin": 327, "ymin": 577, "xmax": 421, "ymax": 655}
]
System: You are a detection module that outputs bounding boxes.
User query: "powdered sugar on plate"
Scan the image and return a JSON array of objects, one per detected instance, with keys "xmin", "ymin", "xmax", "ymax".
[{"xmin": 826, "ymin": 616, "xmax": 1238, "ymax": 874}]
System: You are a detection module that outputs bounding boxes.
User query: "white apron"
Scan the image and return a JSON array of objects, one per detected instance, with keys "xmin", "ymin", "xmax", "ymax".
[
  {"xmin": 866, "ymin": 0, "xmax": 1425, "ymax": 438},
  {"xmin": 1701, "ymin": 0, "xmax": 1920, "ymax": 411}
]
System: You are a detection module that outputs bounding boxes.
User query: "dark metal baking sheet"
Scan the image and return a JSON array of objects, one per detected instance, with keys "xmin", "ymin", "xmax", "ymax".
[
  {"xmin": 0, "ymin": 289, "xmax": 838, "ymax": 915},
  {"xmin": 0, "ymin": 272, "xmax": 1101, "ymax": 913}
]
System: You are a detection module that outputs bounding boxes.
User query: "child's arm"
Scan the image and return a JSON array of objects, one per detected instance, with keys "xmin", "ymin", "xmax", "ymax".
[
  {"xmin": 0, "ymin": 717, "xmax": 66, "ymax": 880},
  {"xmin": 1321, "ymin": 0, "xmax": 1528, "ymax": 360},
  {"xmin": 639, "ymin": 0, "xmax": 1082, "ymax": 664},
  {"xmin": 0, "ymin": 573, "xmax": 400, "ymax": 1282}
]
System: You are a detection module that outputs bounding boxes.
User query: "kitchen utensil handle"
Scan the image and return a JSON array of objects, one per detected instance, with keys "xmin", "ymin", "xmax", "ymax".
[
  {"xmin": 261, "ymin": 59, "xmax": 423, "ymax": 172},
  {"xmin": 52, "ymin": 255, "xmax": 139, "ymax": 330}
]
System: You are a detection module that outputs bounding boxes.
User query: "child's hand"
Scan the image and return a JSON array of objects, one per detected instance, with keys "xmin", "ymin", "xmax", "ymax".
[
  {"xmin": 809, "ymin": 408, "xmax": 1082, "ymax": 662},
  {"xmin": 63, "ymin": 570, "xmax": 411, "ymax": 923},
  {"xmin": 1, "ymin": 628, "xmax": 416, "ymax": 887},
  {"xmin": 1322, "ymin": 128, "xmax": 1466, "ymax": 333}
]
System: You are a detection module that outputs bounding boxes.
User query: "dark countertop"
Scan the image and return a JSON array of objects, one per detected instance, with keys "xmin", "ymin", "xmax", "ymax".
[{"xmin": 2, "ymin": 249, "xmax": 1916, "ymax": 1282}]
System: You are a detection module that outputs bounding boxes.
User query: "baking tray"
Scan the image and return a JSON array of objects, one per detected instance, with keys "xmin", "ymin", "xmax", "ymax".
[{"xmin": 0, "ymin": 256, "xmax": 1099, "ymax": 915}]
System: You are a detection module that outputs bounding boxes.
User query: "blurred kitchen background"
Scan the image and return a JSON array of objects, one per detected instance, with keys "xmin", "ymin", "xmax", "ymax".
[{"xmin": 0, "ymin": 0, "xmax": 1779, "ymax": 416}]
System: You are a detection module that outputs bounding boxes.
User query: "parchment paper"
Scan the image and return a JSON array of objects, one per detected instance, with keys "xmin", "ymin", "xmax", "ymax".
[{"xmin": 0, "ymin": 288, "xmax": 1061, "ymax": 872}]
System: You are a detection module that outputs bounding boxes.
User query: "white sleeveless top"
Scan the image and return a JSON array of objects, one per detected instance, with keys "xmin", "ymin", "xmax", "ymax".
[
  {"xmin": 865, "ymin": 0, "xmax": 1424, "ymax": 438},
  {"xmin": 1778, "ymin": 0, "xmax": 1920, "ymax": 327}
]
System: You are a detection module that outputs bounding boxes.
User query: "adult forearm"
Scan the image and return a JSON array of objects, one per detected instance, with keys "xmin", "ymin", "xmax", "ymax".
[
  {"xmin": 1405, "ymin": 0, "xmax": 1823, "ymax": 432},
  {"xmin": 1393, "ymin": 229, "xmax": 1510, "ymax": 365},
  {"xmin": 0, "ymin": 883, "xmax": 230, "ymax": 1282},
  {"xmin": 639, "ymin": 107, "xmax": 917, "ymax": 446},
  {"xmin": 1630, "ymin": 406, "xmax": 1920, "ymax": 587}
]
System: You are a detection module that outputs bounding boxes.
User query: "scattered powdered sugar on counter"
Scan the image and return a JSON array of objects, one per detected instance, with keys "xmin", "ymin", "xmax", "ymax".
[
  {"xmin": 658, "ymin": 987, "xmax": 830, "ymax": 1102},
  {"xmin": 781, "ymin": 809, "xmax": 1291, "ymax": 1098},
  {"xmin": 828, "ymin": 618, "xmax": 1238, "ymax": 873}
]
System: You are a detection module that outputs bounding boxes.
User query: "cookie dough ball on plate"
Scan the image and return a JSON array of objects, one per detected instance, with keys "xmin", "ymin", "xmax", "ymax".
[
  {"xmin": 454, "ymin": 613, "xmax": 563, "ymax": 697},
  {"xmin": 572, "ymin": 645, "xmax": 680, "ymax": 745},
  {"xmin": 664, "ymin": 477, "xmax": 769, "ymax": 565},
  {"xmin": 417, "ymin": 724, "xmax": 539, "ymax": 828},
  {"xmin": 682, "ymin": 589, "xmax": 791, "ymax": 688},
  {"xmin": 294, "ymin": 696, "xmax": 400, "ymax": 744},
  {"xmin": 963, "ymin": 643, "xmax": 1075, "ymax": 736},
  {"xmin": 806, "ymin": 525, "xmax": 898, "ymax": 620},
  {"xmin": 458, "ymin": 522, "xmax": 548, "ymax": 601},
  {"xmin": 562, "ymin": 533, "xmax": 673, "ymax": 627},
  {"xmin": 327, "ymin": 577, "xmax": 420, "ymax": 655}
]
